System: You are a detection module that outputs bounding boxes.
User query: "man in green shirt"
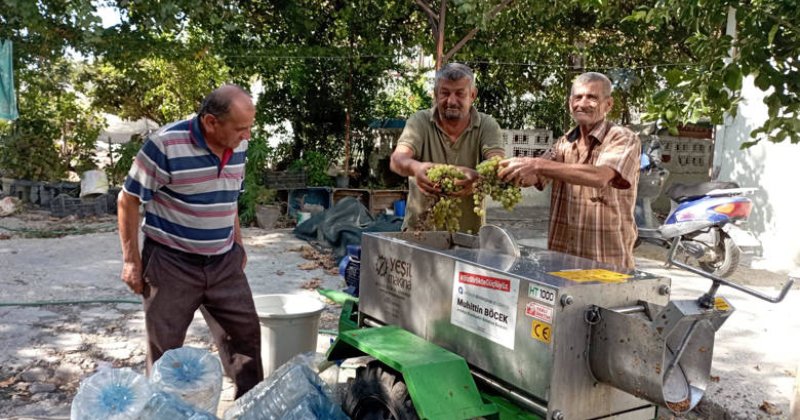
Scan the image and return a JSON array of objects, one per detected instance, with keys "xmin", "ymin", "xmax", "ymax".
[{"xmin": 390, "ymin": 63, "xmax": 505, "ymax": 233}]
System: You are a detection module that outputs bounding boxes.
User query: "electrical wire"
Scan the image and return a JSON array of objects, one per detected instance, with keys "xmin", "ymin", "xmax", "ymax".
[
  {"xmin": 0, "ymin": 223, "xmax": 117, "ymax": 238},
  {"xmin": 212, "ymin": 53, "xmax": 708, "ymax": 71},
  {"xmin": 0, "ymin": 298, "xmax": 140, "ymax": 307}
]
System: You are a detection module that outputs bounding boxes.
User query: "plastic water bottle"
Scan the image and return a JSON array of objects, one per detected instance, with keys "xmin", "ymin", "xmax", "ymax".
[
  {"xmin": 70, "ymin": 368, "xmax": 152, "ymax": 420},
  {"xmin": 223, "ymin": 359, "xmax": 347, "ymax": 420},
  {"xmin": 151, "ymin": 347, "xmax": 223, "ymax": 414},
  {"xmin": 139, "ymin": 391, "xmax": 219, "ymax": 420}
]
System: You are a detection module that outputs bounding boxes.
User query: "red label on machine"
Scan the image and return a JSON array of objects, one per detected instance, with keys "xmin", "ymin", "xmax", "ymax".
[
  {"xmin": 459, "ymin": 272, "xmax": 511, "ymax": 292},
  {"xmin": 525, "ymin": 302, "xmax": 553, "ymax": 323}
]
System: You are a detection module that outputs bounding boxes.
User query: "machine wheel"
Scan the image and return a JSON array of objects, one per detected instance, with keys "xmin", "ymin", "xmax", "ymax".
[
  {"xmin": 343, "ymin": 360, "xmax": 419, "ymax": 420},
  {"xmin": 698, "ymin": 233, "xmax": 740, "ymax": 278}
]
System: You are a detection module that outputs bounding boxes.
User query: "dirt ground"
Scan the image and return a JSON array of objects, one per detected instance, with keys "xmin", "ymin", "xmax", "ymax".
[{"xmin": 0, "ymin": 210, "xmax": 345, "ymax": 419}]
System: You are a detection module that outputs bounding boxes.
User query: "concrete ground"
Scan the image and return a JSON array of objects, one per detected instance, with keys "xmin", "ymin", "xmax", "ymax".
[
  {"xmin": 0, "ymin": 212, "xmax": 345, "ymax": 419},
  {"xmin": 1, "ymin": 208, "xmax": 798, "ymax": 419}
]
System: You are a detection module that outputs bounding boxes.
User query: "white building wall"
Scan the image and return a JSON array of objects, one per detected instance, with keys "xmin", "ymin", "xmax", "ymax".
[{"xmin": 714, "ymin": 76, "xmax": 800, "ymax": 272}]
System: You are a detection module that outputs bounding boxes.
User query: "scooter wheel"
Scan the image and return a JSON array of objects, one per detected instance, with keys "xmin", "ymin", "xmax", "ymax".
[
  {"xmin": 343, "ymin": 360, "xmax": 418, "ymax": 420},
  {"xmin": 698, "ymin": 233, "xmax": 740, "ymax": 278}
]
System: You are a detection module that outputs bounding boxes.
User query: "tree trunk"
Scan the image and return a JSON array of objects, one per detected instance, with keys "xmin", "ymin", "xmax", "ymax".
[
  {"xmin": 435, "ymin": 0, "xmax": 446, "ymax": 70},
  {"xmin": 344, "ymin": 34, "xmax": 354, "ymax": 176},
  {"xmin": 443, "ymin": 0, "xmax": 515, "ymax": 63},
  {"xmin": 414, "ymin": 0, "xmax": 516, "ymax": 69}
]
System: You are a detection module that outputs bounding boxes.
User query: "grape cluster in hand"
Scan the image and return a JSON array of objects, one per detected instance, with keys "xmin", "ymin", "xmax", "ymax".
[
  {"xmin": 425, "ymin": 164, "xmax": 466, "ymax": 232},
  {"xmin": 473, "ymin": 156, "xmax": 523, "ymax": 216}
]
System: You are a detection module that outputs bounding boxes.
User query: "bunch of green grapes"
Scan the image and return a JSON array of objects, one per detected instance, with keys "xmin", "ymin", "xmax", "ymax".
[
  {"xmin": 473, "ymin": 156, "xmax": 523, "ymax": 215},
  {"xmin": 427, "ymin": 164, "xmax": 465, "ymax": 194},
  {"xmin": 425, "ymin": 164, "xmax": 466, "ymax": 232},
  {"xmin": 429, "ymin": 196, "xmax": 462, "ymax": 232}
]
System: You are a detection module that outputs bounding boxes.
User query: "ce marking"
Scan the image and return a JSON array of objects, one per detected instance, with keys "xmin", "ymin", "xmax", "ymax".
[{"xmin": 531, "ymin": 320, "xmax": 552, "ymax": 344}]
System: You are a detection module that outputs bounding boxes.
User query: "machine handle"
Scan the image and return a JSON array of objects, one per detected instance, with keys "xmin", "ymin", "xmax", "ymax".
[{"xmin": 667, "ymin": 237, "xmax": 795, "ymax": 307}]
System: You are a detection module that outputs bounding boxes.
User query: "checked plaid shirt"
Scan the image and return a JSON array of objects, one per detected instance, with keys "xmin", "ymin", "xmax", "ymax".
[{"xmin": 541, "ymin": 120, "xmax": 641, "ymax": 268}]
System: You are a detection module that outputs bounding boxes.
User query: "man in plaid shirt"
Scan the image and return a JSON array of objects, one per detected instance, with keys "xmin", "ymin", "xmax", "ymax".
[{"xmin": 498, "ymin": 72, "xmax": 640, "ymax": 268}]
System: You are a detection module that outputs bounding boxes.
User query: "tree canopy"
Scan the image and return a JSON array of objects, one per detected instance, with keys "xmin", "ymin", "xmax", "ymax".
[
  {"xmin": 2, "ymin": 0, "xmax": 799, "ymax": 184},
  {"xmin": 629, "ymin": 1, "xmax": 800, "ymax": 146}
]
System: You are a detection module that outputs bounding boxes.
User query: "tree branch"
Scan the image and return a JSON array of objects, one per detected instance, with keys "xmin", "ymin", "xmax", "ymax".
[
  {"xmin": 413, "ymin": 0, "xmax": 439, "ymax": 24},
  {"xmin": 436, "ymin": 0, "xmax": 446, "ymax": 69},
  {"xmin": 444, "ymin": 0, "xmax": 515, "ymax": 62},
  {"xmin": 444, "ymin": 28, "xmax": 479, "ymax": 63},
  {"xmin": 766, "ymin": 14, "xmax": 800, "ymax": 37}
]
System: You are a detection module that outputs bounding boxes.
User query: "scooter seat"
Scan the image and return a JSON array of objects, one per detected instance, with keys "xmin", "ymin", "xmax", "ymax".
[{"xmin": 666, "ymin": 181, "xmax": 740, "ymax": 202}]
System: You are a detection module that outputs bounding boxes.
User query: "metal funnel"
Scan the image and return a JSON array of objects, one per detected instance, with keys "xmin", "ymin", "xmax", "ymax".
[{"xmin": 587, "ymin": 299, "xmax": 733, "ymax": 415}]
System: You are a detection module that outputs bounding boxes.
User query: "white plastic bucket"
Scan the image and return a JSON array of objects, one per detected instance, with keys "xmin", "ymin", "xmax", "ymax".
[
  {"xmin": 253, "ymin": 294, "xmax": 326, "ymax": 376},
  {"xmin": 80, "ymin": 169, "xmax": 109, "ymax": 198}
]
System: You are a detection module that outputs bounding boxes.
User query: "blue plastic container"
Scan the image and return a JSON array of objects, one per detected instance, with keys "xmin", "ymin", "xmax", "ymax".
[
  {"xmin": 393, "ymin": 199, "xmax": 406, "ymax": 217},
  {"xmin": 341, "ymin": 245, "xmax": 361, "ymax": 296}
]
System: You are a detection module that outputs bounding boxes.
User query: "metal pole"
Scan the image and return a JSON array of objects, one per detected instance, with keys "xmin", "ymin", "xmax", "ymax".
[
  {"xmin": 608, "ymin": 304, "xmax": 647, "ymax": 314},
  {"xmin": 471, "ymin": 369, "xmax": 549, "ymax": 416},
  {"xmin": 663, "ymin": 320, "xmax": 699, "ymax": 382}
]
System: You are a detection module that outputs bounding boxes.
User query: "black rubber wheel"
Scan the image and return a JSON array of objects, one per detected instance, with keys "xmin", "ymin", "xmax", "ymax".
[
  {"xmin": 698, "ymin": 232, "xmax": 740, "ymax": 278},
  {"xmin": 343, "ymin": 360, "xmax": 419, "ymax": 420}
]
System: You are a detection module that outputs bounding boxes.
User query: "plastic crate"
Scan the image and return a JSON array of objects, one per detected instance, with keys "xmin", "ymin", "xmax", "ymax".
[
  {"xmin": 332, "ymin": 188, "xmax": 370, "ymax": 207},
  {"xmin": 9, "ymin": 179, "xmax": 33, "ymax": 202},
  {"xmin": 369, "ymin": 189, "xmax": 407, "ymax": 215},
  {"xmin": 50, "ymin": 194, "xmax": 108, "ymax": 218},
  {"xmin": 264, "ymin": 170, "xmax": 307, "ymax": 189},
  {"xmin": 287, "ymin": 187, "xmax": 332, "ymax": 217},
  {"xmin": 106, "ymin": 188, "xmax": 121, "ymax": 214}
]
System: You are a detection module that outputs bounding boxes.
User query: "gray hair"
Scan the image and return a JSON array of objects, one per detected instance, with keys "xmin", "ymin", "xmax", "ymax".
[
  {"xmin": 434, "ymin": 63, "xmax": 475, "ymax": 90},
  {"xmin": 198, "ymin": 84, "xmax": 252, "ymax": 119},
  {"xmin": 571, "ymin": 72, "xmax": 613, "ymax": 98}
]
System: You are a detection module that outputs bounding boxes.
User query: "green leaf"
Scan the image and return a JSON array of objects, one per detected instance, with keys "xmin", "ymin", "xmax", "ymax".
[
  {"xmin": 740, "ymin": 140, "xmax": 760, "ymax": 149},
  {"xmin": 652, "ymin": 89, "xmax": 670, "ymax": 104},
  {"xmin": 665, "ymin": 69, "xmax": 683, "ymax": 86},
  {"xmin": 622, "ymin": 10, "xmax": 647, "ymax": 22},
  {"xmin": 767, "ymin": 24, "xmax": 779, "ymax": 46},
  {"xmin": 754, "ymin": 72, "xmax": 771, "ymax": 91},
  {"xmin": 723, "ymin": 66, "xmax": 742, "ymax": 92}
]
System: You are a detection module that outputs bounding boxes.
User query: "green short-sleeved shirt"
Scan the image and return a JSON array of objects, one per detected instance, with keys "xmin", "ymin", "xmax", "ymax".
[{"xmin": 397, "ymin": 106, "xmax": 504, "ymax": 233}]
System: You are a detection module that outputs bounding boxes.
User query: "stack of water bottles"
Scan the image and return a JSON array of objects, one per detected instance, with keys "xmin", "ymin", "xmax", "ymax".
[
  {"xmin": 71, "ymin": 348, "xmax": 346, "ymax": 419},
  {"xmin": 70, "ymin": 346, "xmax": 220, "ymax": 420},
  {"xmin": 150, "ymin": 347, "xmax": 223, "ymax": 414},
  {"xmin": 223, "ymin": 353, "xmax": 347, "ymax": 420}
]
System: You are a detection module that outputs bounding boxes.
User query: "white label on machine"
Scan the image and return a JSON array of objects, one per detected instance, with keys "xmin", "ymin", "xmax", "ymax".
[
  {"xmin": 451, "ymin": 262, "xmax": 519, "ymax": 350},
  {"xmin": 528, "ymin": 284, "xmax": 557, "ymax": 305}
]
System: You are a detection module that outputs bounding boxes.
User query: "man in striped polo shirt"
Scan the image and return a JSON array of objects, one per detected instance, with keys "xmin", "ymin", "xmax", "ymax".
[{"xmin": 117, "ymin": 84, "xmax": 262, "ymax": 397}]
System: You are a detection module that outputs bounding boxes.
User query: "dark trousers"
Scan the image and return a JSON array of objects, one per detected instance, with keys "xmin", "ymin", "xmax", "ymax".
[{"xmin": 141, "ymin": 238, "xmax": 263, "ymax": 398}]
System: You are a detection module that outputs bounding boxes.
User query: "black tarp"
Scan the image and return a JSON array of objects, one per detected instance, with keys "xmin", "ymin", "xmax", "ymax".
[{"xmin": 293, "ymin": 197, "xmax": 403, "ymax": 261}]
